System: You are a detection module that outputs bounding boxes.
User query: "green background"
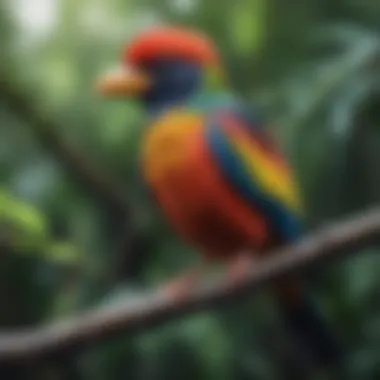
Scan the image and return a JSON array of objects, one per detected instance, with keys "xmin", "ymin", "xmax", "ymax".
[{"xmin": 0, "ymin": 0, "xmax": 379, "ymax": 378}]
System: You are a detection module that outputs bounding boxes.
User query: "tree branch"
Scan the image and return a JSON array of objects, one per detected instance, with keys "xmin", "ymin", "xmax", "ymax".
[{"xmin": 0, "ymin": 207, "xmax": 379, "ymax": 363}]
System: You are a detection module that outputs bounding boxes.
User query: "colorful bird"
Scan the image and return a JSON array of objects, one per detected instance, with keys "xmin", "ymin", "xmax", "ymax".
[{"xmin": 97, "ymin": 26, "xmax": 342, "ymax": 369}]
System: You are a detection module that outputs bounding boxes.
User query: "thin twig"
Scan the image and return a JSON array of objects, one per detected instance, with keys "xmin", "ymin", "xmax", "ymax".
[
  {"xmin": 0, "ymin": 75, "xmax": 129, "ymax": 213},
  {"xmin": 0, "ymin": 207, "xmax": 379, "ymax": 363},
  {"xmin": 0, "ymin": 75, "xmax": 147, "ymax": 281}
]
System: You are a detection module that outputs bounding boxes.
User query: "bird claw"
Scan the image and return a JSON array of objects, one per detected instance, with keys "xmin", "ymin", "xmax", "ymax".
[
  {"xmin": 227, "ymin": 253, "xmax": 255, "ymax": 285},
  {"xmin": 159, "ymin": 273, "xmax": 198, "ymax": 302}
]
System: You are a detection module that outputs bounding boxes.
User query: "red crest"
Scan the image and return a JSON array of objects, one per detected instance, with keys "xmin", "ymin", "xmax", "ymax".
[{"xmin": 124, "ymin": 27, "xmax": 219, "ymax": 67}]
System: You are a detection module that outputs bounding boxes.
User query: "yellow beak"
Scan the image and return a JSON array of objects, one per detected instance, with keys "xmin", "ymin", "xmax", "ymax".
[{"xmin": 96, "ymin": 66, "xmax": 151, "ymax": 97}]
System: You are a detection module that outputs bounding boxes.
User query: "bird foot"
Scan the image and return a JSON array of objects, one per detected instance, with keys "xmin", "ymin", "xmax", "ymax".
[
  {"xmin": 227, "ymin": 252, "xmax": 255, "ymax": 285},
  {"xmin": 159, "ymin": 272, "xmax": 199, "ymax": 302}
]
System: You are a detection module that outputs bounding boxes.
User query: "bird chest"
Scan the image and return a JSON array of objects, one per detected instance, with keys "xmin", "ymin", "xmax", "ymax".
[{"xmin": 141, "ymin": 110, "xmax": 204, "ymax": 185}]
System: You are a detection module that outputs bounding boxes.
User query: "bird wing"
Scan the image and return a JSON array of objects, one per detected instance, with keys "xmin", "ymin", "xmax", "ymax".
[{"xmin": 205, "ymin": 106, "xmax": 304, "ymax": 243}]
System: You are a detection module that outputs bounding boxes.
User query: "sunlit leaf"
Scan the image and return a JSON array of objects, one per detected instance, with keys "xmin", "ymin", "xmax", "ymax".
[
  {"xmin": 45, "ymin": 241, "xmax": 83, "ymax": 265},
  {"xmin": 229, "ymin": 0, "xmax": 265, "ymax": 55},
  {"xmin": 0, "ymin": 188, "xmax": 48, "ymax": 251}
]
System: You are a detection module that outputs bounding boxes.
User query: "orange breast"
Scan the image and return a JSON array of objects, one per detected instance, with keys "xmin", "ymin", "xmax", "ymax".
[{"xmin": 141, "ymin": 111, "xmax": 271, "ymax": 260}]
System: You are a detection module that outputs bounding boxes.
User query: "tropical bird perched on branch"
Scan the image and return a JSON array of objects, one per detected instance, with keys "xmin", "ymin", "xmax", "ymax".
[{"xmin": 97, "ymin": 26, "xmax": 342, "ymax": 370}]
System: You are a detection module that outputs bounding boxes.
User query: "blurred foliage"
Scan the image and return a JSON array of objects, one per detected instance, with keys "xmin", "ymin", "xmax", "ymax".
[{"xmin": 0, "ymin": 0, "xmax": 379, "ymax": 379}]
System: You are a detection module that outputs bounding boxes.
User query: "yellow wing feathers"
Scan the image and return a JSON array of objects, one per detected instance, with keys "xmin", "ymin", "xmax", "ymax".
[{"xmin": 233, "ymin": 136, "xmax": 303, "ymax": 214}]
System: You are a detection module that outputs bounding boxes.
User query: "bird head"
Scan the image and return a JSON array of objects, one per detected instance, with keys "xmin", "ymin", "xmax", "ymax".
[{"xmin": 97, "ymin": 26, "xmax": 226, "ymax": 114}]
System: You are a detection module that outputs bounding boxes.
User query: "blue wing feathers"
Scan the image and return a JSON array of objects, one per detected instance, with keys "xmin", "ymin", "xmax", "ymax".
[
  {"xmin": 206, "ymin": 119, "xmax": 303, "ymax": 243},
  {"xmin": 186, "ymin": 92, "xmax": 303, "ymax": 242}
]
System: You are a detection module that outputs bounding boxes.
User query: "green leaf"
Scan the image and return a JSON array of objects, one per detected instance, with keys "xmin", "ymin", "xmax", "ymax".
[
  {"xmin": 0, "ymin": 189, "xmax": 81, "ymax": 265},
  {"xmin": 45, "ymin": 241, "xmax": 84, "ymax": 265},
  {"xmin": 0, "ymin": 188, "xmax": 48, "ymax": 251},
  {"xmin": 229, "ymin": 0, "xmax": 266, "ymax": 55}
]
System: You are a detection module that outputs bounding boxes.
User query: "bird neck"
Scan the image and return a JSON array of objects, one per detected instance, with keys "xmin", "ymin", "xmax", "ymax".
[
  {"xmin": 145, "ymin": 93, "xmax": 192, "ymax": 117},
  {"xmin": 148, "ymin": 67, "xmax": 231, "ymax": 119},
  {"xmin": 146, "ymin": 64, "xmax": 229, "ymax": 118}
]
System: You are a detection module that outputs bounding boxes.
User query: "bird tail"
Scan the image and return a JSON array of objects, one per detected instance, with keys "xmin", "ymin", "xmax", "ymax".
[{"xmin": 275, "ymin": 279, "xmax": 343, "ymax": 369}]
